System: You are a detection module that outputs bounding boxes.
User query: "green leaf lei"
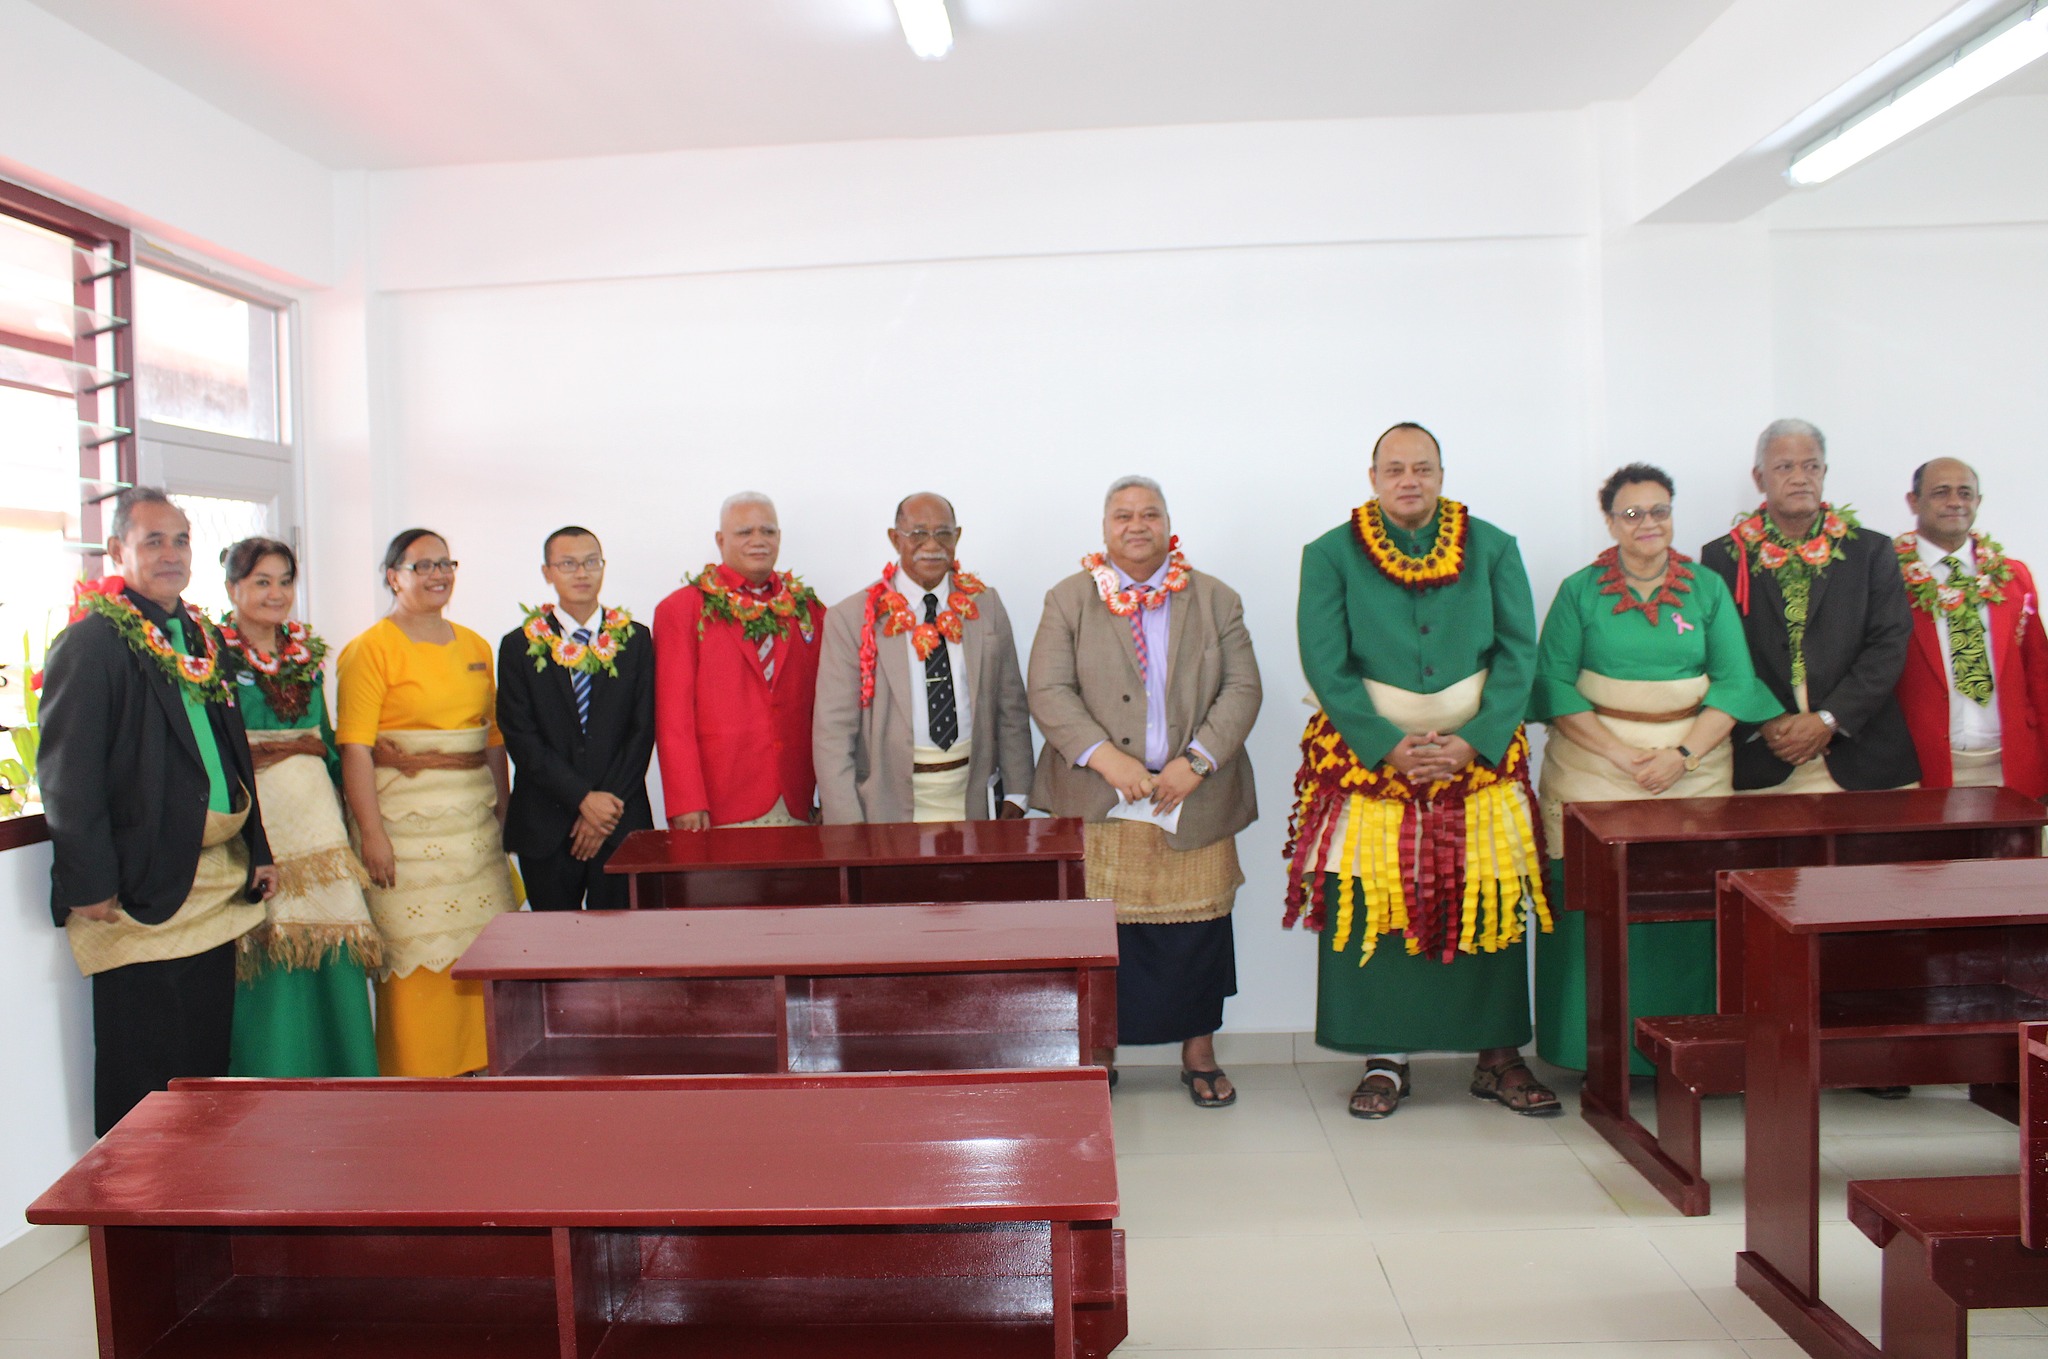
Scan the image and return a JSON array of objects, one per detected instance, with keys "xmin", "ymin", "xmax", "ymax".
[{"xmin": 1729, "ymin": 503, "xmax": 1861, "ymax": 687}]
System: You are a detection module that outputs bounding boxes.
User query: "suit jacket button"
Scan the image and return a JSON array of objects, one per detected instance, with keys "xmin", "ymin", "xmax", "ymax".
[
  {"xmin": 1120, "ymin": 737, "xmax": 1131, "ymax": 746},
  {"xmin": 1123, "ymin": 694, "xmax": 1131, "ymax": 702}
]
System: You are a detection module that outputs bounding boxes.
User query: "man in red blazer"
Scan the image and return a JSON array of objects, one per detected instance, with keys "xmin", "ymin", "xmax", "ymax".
[
  {"xmin": 1895, "ymin": 458, "xmax": 2048, "ymax": 797},
  {"xmin": 654, "ymin": 493, "xmax": 827, "ymax": 828}
]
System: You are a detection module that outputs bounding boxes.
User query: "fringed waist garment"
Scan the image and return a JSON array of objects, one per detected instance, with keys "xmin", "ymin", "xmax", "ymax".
[
  {"xmin": 356, "ymin": 727, "xmax": 516, "ymax": 980},
  {"xmin": 1283, "ymin": 672, "xmax": 1549, "ymax": 965},
  {"xmin": 240, "ymin": 730, "xmax": 378, "ymax": 977}
]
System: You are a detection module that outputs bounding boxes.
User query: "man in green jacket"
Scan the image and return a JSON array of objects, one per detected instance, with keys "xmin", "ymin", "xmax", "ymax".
[{"xmin": 1286, "ymin": 423, "xmax": 1554, "ymax": 1121}]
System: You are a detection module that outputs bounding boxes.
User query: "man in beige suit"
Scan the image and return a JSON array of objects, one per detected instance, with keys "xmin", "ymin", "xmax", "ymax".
[
  {"xmin": 1030, "ymin": 475, "xmax": 1262, "ymax": 1107},
  {"xmin": 815, "ymin": 492, "xmax": 1034, "ymax": 823}
]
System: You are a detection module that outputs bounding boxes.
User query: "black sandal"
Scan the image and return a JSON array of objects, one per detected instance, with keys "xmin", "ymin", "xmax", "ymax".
[
  {"xmin": 1348, "ymin": 1058, "xmax": 1410, "ymax": 1120},
  {"xmin": 1470, "ymin": 1056, "xmax": 1561, "ymax": 1117},
  {"xmin": 1180, "ymin": 1068, "xmax": 1236, "ymax": 1108}
]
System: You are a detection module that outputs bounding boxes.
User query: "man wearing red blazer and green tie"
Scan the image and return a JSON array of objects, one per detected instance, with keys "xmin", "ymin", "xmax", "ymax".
[
  {"xmin": 1894, "ymin": 458, "xmax": 2048, "ymax": 797},
  {"xmin": 653, "ymin": 493, "xmax": 827, "ymax": 829}
]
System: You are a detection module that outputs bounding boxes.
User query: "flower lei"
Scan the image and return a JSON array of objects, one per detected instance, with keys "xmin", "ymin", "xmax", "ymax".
[
  {"xmin": 693, "ymin": 566, "xmax": 819, "ymax": 645},
  {"xmin": 1595, "ymin": 548, "xmax": 1694, "ymax": 628},
  {"xmin": 1895, "ymin": 531, "xmax": 2012, "ymax": 618},
  {"xmin": 1353, "ymin": 498, "xmax": 1469, "ymax": 591},
  {"xmin": 1081, "ymin": 537, "xmax": 1191, "ymax": 615},
  {"xmin": 856, "ymin": 563, "xmax": 985, "ymax": 708},
  {"xmin": 1729, "ymin": 502, "xmax": 1859, "ymax": 686},
  {"xmin": 218, "ymin": 615, "xmax": 328, "ymax": 724},
  {"xmin": 69, "ymin": 576, "xmax": 230, "ymax": 705},
  {"xmin": 520, "ymin": 604, "xmax": 633, "ymax": 677}
]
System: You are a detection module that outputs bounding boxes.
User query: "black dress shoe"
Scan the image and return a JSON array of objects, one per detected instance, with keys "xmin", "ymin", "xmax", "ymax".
[{"xmin": 1856, "ymin": 1085, "xmax": 1911, "ymax": 1100}]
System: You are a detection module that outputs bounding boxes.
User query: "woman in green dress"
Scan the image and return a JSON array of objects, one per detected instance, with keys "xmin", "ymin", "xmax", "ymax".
[
  {"xmin": 219, "ymin": 537, "xmax": 380, "ymax": 1077},
  {"xmin": 1528, "ymin": 464, "xmax": 1781, "ymax": 1072}
]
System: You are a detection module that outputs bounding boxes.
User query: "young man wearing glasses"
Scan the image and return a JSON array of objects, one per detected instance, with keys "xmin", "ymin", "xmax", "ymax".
[
  {"xmin": 813, "ymin": 492, "xmax": 1034, "ymax": 824},
  {"xmin": 496, "ymin": 526, "xmax": 655, "ymax": 909}
]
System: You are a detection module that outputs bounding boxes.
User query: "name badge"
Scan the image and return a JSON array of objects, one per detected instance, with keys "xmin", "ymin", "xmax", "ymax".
[{"xmin": 468, "ymin": 662, "xmax": 488, "ymax": 672}]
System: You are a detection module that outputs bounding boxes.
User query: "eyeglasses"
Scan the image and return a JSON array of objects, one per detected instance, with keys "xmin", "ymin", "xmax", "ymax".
[
  {"xmin": 549, "ymin": 556, "xmax": 605, "ymax": 575},
  {"xmin": 1610, "ymin": 505, "xmax": 1672, "ymax": 524},
  {"xmin": 897, "ymin": 527, "xmax": 960, "ymax": 547},
  {"xmin": 398, "ymin": 559, "xmax": 459, "ymax": 576}
]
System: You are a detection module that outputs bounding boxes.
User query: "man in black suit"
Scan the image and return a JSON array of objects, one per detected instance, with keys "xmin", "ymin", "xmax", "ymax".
[
  {"xmin": 1701, "ymin": 418, "xmax": 1919, "ymax": 793},
  {"xmin": 498, "ymin": 526, "xmax": 656, "ymax": 909},
  {"xmin": 41, "ymin": 487, "xmax": 278, "ymax": 1134}
]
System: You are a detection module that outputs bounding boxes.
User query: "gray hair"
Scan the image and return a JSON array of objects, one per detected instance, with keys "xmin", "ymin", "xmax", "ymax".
[
  {"xmin": 108, "ymin": 485, "xmax": 178, "ymax": 543},
  {"xmin": 1104, "ymin": 475, "xmax": 1167, "ymax": 514},
  {"xmin": 1754, "ymin": 418, "xmax": 1826, "ymax": 470},
  {"xmin": 719, "ymin": 491, "xmax": 776, "ymax": 522}
]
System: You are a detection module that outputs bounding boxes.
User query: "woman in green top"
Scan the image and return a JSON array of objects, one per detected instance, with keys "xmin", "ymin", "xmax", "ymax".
[
  {"xmin": 218, "ymin": 537, "xmax": 380, "ymax": 1077},
  {"xmin": 1528, "ymin": 464, "xmax": 1781, "ymax": 1072}
]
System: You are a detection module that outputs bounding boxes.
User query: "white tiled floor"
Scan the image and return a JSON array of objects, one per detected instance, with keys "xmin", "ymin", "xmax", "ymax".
[{"xmin": 1, "ymin": 1056, "xmax": 2040, "ymax": 1357}]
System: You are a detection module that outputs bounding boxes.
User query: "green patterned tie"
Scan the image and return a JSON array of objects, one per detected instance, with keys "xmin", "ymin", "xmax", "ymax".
[{"xmin": 1942, "ymin": 556, "xmax": 1994, "ymax": 706}]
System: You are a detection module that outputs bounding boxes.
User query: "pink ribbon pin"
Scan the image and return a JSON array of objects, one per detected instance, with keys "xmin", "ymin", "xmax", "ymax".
[{"xmin": 1672, "ymin": 612, "xmax": 1695, "ymax": 635}]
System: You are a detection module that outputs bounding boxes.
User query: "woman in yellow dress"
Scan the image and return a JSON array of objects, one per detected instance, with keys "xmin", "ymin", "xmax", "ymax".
[{"xmin": 336, "ymin": 528, "xmax": 516, "ymax": 1076}]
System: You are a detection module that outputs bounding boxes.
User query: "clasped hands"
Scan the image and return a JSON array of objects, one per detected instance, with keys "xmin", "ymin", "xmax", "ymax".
[
  {"xmin": 572, "ymin": 790, "xmax": 625, "ymax": 860},
  {"xmin": 1760, "ymin": 712, "xmax": 1833, "ymax": 767},
  {"xmin": 1607, "ymin": 746, "xmax": 1687, "ymax": 796},
  {"xmin": 1087, "ymin": 747, "xmax": 1205, "ymax": 814},
  {"xmin": 1386, "ymin": 731, "xmax": 1477, "ymax": 784}
]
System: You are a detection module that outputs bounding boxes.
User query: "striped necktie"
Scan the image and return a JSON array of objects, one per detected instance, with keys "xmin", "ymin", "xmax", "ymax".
[
  {"xmin": 923, "ymin": 593, "xmax": 958, "ymax": 750},
  {"xmin": 758, "ymin": 633, "xmax": 776, "ymax": 684},
  {"xmin": 1128, "ymin": 611, "xmax": 1149, "ymax": 683},
  {"xmin": 571, "ymin": 628, "xmax": 592, "ymax": 729}
]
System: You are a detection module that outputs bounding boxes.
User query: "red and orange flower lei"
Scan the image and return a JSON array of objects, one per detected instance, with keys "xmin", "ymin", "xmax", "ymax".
[
  {"xmin": 219, "ymin": 616, "xmax": 328, "ymax": 723},
  {"xmin": 1353, "ymin": 498, "xmax": 1469, "ymax": 591},
  {"xmin": 693, "ymin": 565, "xmax": 819, "ymax": 645},
  {"xmin": 857, "ymin": 563, "xmax": 985, "ymax": 707},
  {"xmin": 70, "ymin": 576, "xmax": 230, "ymax": 705},
  {"xmin": 1594, "ymin": 548, "xmax": 1694, "ymax": 627},
  {"xmin": 1895, "ymin": 530, "xmax": 2012, "ymax": 617},
  {"xmin": 1082, "ymin": 537, "xmax": 1190, "ymax": 614},
  {"xmin": 519, "ymin": 604, "xmax": 633, "ymax": 677}
]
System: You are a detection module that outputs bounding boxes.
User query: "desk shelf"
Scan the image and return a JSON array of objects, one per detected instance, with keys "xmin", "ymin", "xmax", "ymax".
[{"xmin": 1820, "ymin": 983, "xmax": 2048, "ymax": 1036}]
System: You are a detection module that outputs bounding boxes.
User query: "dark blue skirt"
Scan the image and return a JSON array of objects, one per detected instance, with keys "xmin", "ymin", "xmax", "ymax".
[{"xmin": 1115, "ymin": 914, "xmax": 1237, "ymax": 1046}]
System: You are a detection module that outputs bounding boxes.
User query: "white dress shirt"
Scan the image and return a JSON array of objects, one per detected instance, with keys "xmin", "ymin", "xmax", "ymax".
[
  {"xmin": 551, "ymin": 602, "xmax": 604, "ymax": 641},
  {"xmin": 893, "ymin": 568, "xmax": 1025, "ymax": 807},
  {"xmin": 1916, "ymin": 537, "xmax": 2001, "ymax": 752}
]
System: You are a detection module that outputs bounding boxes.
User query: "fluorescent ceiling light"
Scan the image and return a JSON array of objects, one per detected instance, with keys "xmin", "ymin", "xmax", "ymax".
[
  {"xmin": 893, "ymin": 0, "xmax": 953, "ymax": 61},
  {"xmin": 1789, "ymin": 0, "xmax": 2048, "ymax": 185}
]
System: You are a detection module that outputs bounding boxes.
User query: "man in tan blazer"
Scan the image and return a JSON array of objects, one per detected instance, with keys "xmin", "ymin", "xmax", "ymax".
[
  {"xmin": 815, "ymin": 492, "xmax": 1034, "ymax": 823},
  {"xmin": 1029, "ymin": 475, "xmax": 1262, "ymax": 1107}
]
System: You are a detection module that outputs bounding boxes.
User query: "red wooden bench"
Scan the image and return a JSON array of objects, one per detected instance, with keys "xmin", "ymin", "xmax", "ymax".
[
  {"xmin": 451, "ymin": 900, "xmax": 1119, "ymax": 1076},
  {"xmin": 1846, "ymin": 1022, "xmax": 2048, "ymax": 1358},
  {"xmin": 27, "ymin": 1069, "xmax": 1127, "ymax": 1358},
  {"xmin": 605, "ymin": 817, "xmax": 1089, "ymax": 907}
]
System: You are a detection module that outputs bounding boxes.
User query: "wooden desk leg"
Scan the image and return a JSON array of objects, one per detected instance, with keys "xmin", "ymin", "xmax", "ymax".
[
  {"xmin": 1877, "ymin": 1232, "xmax": 1966, "ymax": 1359},
  {"xmin": 1050, "ymin": 1221, "xmax": 1075, "ymax": 1358},
  {"xmin": 1580, "ymin": 842, "xmax": 1629, "ymax": 1129},
  {"xmin": 1737, "ymin": 905, "xmax": 1877, "ymax": 1359}
]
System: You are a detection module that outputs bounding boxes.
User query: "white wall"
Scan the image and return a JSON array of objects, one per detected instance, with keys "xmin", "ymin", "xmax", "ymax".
[{"xmin": 0, "ymin": 842, "xmax": 91, "ymax": 1265}]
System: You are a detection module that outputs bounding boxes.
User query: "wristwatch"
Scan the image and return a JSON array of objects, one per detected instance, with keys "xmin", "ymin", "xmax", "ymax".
[
  {"xmin": 1183, "ymin": 748, "xmax": 1214, "ymax": 779},
  {"xmin": 1816, "ymin": 710, "xmax": 1839, "ymax": 733},
  {"xmin": 1677, "ymin": 745, "xmax": 1701, "ymax": 773}
]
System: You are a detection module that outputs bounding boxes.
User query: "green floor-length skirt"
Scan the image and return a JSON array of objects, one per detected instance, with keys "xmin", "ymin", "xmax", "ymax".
[
  {"xmin": 1314, "ymin": 873, "xmax": 1535, "ymax": 1054},
  {"xmin": 1532, "ymin": 859, "xmax": 1716, "ymax": 1075},
  {"xmin": 230, "ymin": 954, "xmax": 380, "ymax": 1077}
]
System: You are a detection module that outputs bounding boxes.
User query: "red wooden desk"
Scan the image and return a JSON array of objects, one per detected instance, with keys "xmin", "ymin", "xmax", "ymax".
[
  {"xmin": 1732, "ymin": 860, "xmax": 2048, "ymax": 1359},
  {"xmin": 27, "ymin": 1069, "xmax": 1126, "ymax": 1359},
  {"xmin": 1564, "ymin": 788, "xmax": 2044, "ymax": 1214},
  {"xmin": 606, "ymin": 817, "xmax": 1088, "ymax": 907},
  {"xmin": 452, "ymin": 900, "xmax": 1119, "ymax": 1076}
]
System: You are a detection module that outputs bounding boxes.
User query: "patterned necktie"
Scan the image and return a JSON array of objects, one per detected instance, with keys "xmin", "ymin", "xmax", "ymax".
[
  {"xmin": 1941, "ymin": 556, "xmax": 1994, "ymax": 706},
  {"xmin": 923, "ymin": 593, "xmax": 958, "ymax": 750},
  {"xmin": 1128, "ymin": 611, "xmax": 1149, "ymax": 683},
  {"xmin": 570, "ymin": 627, "xmax": 593, "ymax": 729}
]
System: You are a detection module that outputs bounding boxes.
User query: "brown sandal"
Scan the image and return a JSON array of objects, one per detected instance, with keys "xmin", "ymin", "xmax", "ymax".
[
  {"xmin": 1348, "ymin": 1059, "xmax": 1410, "ymax": 1120},
  {"xmin": 1470, "ymin": 1056, "xmax": 1561, "ymax": 1117}
]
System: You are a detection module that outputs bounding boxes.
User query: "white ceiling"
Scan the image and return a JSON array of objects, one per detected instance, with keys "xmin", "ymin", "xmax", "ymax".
[{"xmin": 28, "ymin": 0, "xmax": 1740, "ymax": 169}]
